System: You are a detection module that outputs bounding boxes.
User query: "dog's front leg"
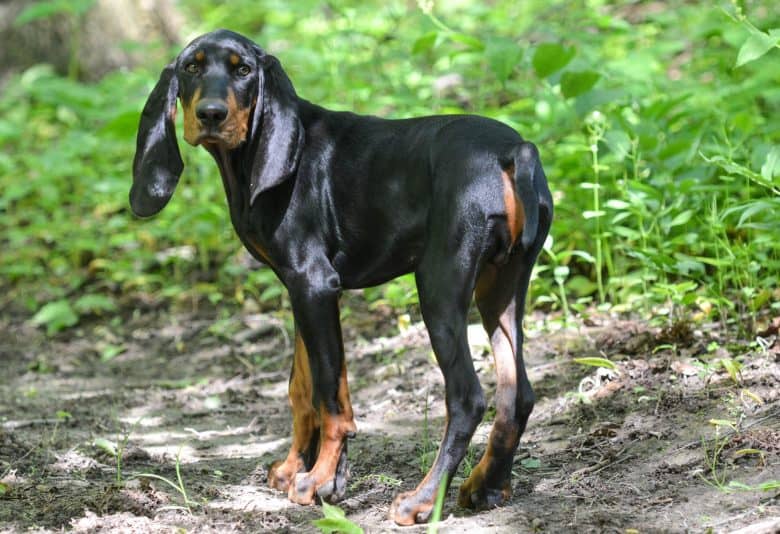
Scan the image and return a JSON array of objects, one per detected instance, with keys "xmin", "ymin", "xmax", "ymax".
[
  {"xmin": 268, "ymin": 328, "xmax": 320, "ymax": 492},
  {"xmin": 284, "ymin": 268, "xmax": 356, "ymax": 504}
]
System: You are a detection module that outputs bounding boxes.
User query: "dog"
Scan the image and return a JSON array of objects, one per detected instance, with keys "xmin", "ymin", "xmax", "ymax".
[{"xmin": 130, "ymin": 29, "xmax": 552, "ymax": 525}]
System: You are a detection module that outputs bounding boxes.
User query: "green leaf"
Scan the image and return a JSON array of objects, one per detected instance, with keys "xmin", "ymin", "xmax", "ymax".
[
  {"xmin": 521, "ymin": 457, "xmax": 542, "ymax": 469},
  {"xmin": 736, "ymin": 31, "xmax": 778, "ymax": 67},
  {"xmin": 572, "ymin": 357, "xmax": 617, "ymax": 371},
  {"xmin": 31, "ymin": 300, "xmax": 79, "ymax": 335},
  {"xmin": 532, "ymin": 43, "xmax": 575, "ymax": 78},
  {"xmin": 757, "ymin": 480, "xmax": 780, "ymax": 491},
  {"xmin": 94, "ymin": 437, "xmax": 117, "ymax": 456},
  {"xmin": 726, "ymin": 480, "xmax": 753, "ymax": 491},
  {"xmin": 560, "ymin": 70, "xmax": 601, "ymax": 98},
  {"xmin": 486, "ymin": 37, "xmax": 523, "ymax": 83},
  {"xmin": 761, "ymin": 146, "xmax": 780, "ymax": 181},
  {"xmin": 321, "ymin": 501, "xmax": 347, "ymax": 520},
  {"xmin": 604, "ymin": 130, "xmax": 632, "ymax": 161},
  {"xmin": 100, "ymin": 344, "xmax": 126, "ymax": 362},
  {"xmin": 412, "ymin": 32, "xmax": 438, "ymax": 55},
  {"xmin": 605, "ymin": 199, "xmax": 631, "ymax": 210},
  {"xmin": 449, "ymin": 32, "xmax": 485, "ymax": 51},
  {"xmin": 720, "ymin": 358, "xmax": 742, "ymax": 384},
  {"xmin": 667, "ymin": 210, "xmax": 694, "ymax": 228},
  {"xmin": 312, "ymin": 502, "xmax": 363, "ymax": 534},
  {"xmin": 74, "ymin": 294, "xmax": 117, "ymax": 315},
  {"xmin": 583, "ymin": 210, "xmax": 606, "ymax": 219}
]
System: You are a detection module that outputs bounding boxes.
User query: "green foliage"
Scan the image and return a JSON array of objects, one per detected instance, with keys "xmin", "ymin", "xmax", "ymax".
[
  {"xmin": 2, "ymin": 0, "xmax": 779, "ymax": 330},
  {"xmin": 312, "ymin": 501, "xmax": 364, "ymax": 534}
]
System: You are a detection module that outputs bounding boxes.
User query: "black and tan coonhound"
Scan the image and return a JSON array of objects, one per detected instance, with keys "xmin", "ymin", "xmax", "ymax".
[{"xmin": 130, "ymin": 29, "xmax": 552, "ymax": 525}]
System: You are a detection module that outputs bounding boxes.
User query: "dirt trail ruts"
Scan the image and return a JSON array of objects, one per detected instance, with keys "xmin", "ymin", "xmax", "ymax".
[{"xmin": 1, "ymin": 302, "xmax": 778, "ymax": 533}]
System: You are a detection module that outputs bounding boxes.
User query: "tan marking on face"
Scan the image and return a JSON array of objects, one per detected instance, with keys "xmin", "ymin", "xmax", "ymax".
[
  {"xmin": 502, "ymin": 164, "xmax": 526, "ymax": 244},
  {"xmin": 195, "ymin": 50, "xmax": 205, "ymax": 62},
  {"xmin": 221, "ymin": 88, "xmax": 251, "ymax": 148},
  {"xmin": 182, "ymin": 86, "xmax": 202, "ymax": 145},
  {"xmin": 230, "ymin": 53, "xmax": 240, "ymax": 66}
]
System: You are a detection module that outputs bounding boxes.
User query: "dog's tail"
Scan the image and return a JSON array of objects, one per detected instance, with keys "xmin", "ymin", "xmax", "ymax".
[{"xmin": 512, "ymin": 141, "xmax": 541, "ymax": 251}]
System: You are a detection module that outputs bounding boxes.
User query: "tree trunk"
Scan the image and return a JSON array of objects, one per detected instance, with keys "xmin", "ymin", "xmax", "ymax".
[{"xmin": 0, "ymin": 0, "xmax": 182, "ymax": 81}]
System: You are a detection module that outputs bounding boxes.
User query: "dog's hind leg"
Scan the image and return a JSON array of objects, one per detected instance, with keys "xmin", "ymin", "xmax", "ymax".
[{"xmin": 458, "ymin": 204, "xmax": 550, "ymax": 510}]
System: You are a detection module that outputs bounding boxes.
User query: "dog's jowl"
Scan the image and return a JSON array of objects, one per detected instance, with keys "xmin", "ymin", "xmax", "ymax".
[{"xmin": 130, "ymin": 29, "xmax": 552, "ymax": 526}]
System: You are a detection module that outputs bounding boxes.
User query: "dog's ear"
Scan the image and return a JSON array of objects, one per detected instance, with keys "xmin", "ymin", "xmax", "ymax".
[
  {"xmin": 129, "ymin": 62, "xmax": 183, "ymax": 217},
  {"xmin": 247, "ymin": 53, "xmax": 303, "ymax": 205}
]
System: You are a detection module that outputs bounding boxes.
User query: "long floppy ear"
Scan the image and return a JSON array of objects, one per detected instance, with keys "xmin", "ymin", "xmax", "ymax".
[
  {"xmin": 247, "ymin": 54, "xmax": 304, "ymax": 205},
  {"xmin": 129, "ymin": 62, "xmax": 183, "ymax": 217}
]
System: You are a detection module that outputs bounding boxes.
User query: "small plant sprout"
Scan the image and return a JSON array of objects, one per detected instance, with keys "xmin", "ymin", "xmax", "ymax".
[{"xmin": 312, "ymin": 501, "xmax": 364, "ymax": 534}]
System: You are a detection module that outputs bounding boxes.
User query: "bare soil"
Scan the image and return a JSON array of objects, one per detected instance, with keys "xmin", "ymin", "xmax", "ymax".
[{"xmin": 1, "ymin": 295, "xmax": 779, "ymax": 533}]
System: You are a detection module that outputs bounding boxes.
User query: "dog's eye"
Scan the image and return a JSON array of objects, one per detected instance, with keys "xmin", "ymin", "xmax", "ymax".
[
  {"xmin": 185, "ymin": 63, "xmax": 200, "ymax": 74},
  {"xmin": 237, "ymin": 65, "xmax": 251, "ymax": 77}
]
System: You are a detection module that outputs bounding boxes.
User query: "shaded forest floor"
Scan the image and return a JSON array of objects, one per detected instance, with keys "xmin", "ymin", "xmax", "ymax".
[{"xmin": 1, "ymin": 294, "xmax": 779, "ymax": 533}]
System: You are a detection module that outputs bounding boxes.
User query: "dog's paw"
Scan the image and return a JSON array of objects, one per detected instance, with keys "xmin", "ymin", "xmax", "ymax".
[
  {"xmin": 389, "ymin": 490, "xmax": 435, "ymax": 526},
  {"xmin": 457, "ymin": 468, "xmax": 511, "ymax": 510},
  {"xmin": 268, "ymin": 457, "xmax": 304, "ymax": 492}
]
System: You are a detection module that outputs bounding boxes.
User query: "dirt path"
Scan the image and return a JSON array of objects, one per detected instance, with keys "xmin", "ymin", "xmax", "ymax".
[{"xmin": 1, "ymin": 300, "xmax": 778, "ymax": 533}]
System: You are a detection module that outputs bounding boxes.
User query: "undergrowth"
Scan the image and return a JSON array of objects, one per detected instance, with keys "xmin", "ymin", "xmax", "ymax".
[{"xmin": 0, "ymin": 0, "xmax": 778, "ymax": 332}]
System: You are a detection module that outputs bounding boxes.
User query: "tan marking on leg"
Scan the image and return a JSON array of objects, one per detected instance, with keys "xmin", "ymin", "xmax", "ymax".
[
  {"xmin": 459, "ymin": 268, "xmax": 519, "ymax": 508},
  {"xmin": 288, "ymin": 360, "xmax": 356, "ymax": 504},
  {"xmin": 269, "ymin": 332, "xmax": 319, "ymax": 491},
  {"xmin": 246, "ymin": 237, "xmax": 274, "ymax": 267},
  {"xmin": 502, "ymin": 164, "xmax": 526, "ymax": 245},
  {"xmin": 182, "ymin": 87, "xmax": 202, "ymax": 145}
]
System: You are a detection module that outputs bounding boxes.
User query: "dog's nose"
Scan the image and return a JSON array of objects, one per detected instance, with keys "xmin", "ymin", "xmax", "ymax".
[{"xmin": 196, "ymin": 99, "xmax": 228, "ymax": 126}]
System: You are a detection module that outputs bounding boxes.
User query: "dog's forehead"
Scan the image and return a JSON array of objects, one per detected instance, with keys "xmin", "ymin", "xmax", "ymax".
[{"xmin": 180, "ymin": 30, "xmax": 262, "ymax": 59}]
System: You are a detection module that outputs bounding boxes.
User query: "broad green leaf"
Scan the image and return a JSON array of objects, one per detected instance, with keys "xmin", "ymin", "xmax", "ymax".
[
  {"xmin": 486, "ymin": 37, "xmax": 523, "ymax": 83},
  {"xmin": 560, "ymin": 70, "xmax": 600, "ymax": 98},
  {"xmin": 532, "ymin": 43, "xmax": 575, "ymax": 78},
  {"xmin": 521, "ymin": 457, "xmax": 542, "ymax": 469},
  {"xmin": 321, "ymin": 501, "xmax": 347, "ymax": 520},
  {"xmin": 31, "ymin": 300, "xmax": 79, "ymax": 335},
  {"xmin": 736, "ymin": 31, "xmax": 778, "ymax": 67},
  {"xmin": 605, "ymin": 199, "xmax": 631, "ymax": 210},
  {"xmin": 667, "ymin": 210, "xmax": 694, "ymax": 228},
  {"xmin": 94, "ymin": 438, "xmax": 117, "ymax": 456},
  {"xmin": 74, "ymin": 294, "xmax": 117, "ymax": 315},
  {"xmin": 100, "ymin": 344, "xmax": 127, "ymax": 362},
  {"xmin": 449, "ymin": 33, "xmax": 485, "ymax": 51},
  {"xmin": 412, "ymin": 32, "xmax": 438, "ymax": 55},
  {"xmin": 313, "ymin": 502, "xmax": 363, "ymax": 534},
  {"xmin": 605, "ymin": 130, "xmax": 632, "ymax": 161}
]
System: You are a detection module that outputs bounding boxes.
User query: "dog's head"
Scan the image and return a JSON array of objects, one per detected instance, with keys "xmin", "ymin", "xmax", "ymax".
[{"xmin": 129, "ymin": 29, "xmax": 303, "ymax": 217}]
